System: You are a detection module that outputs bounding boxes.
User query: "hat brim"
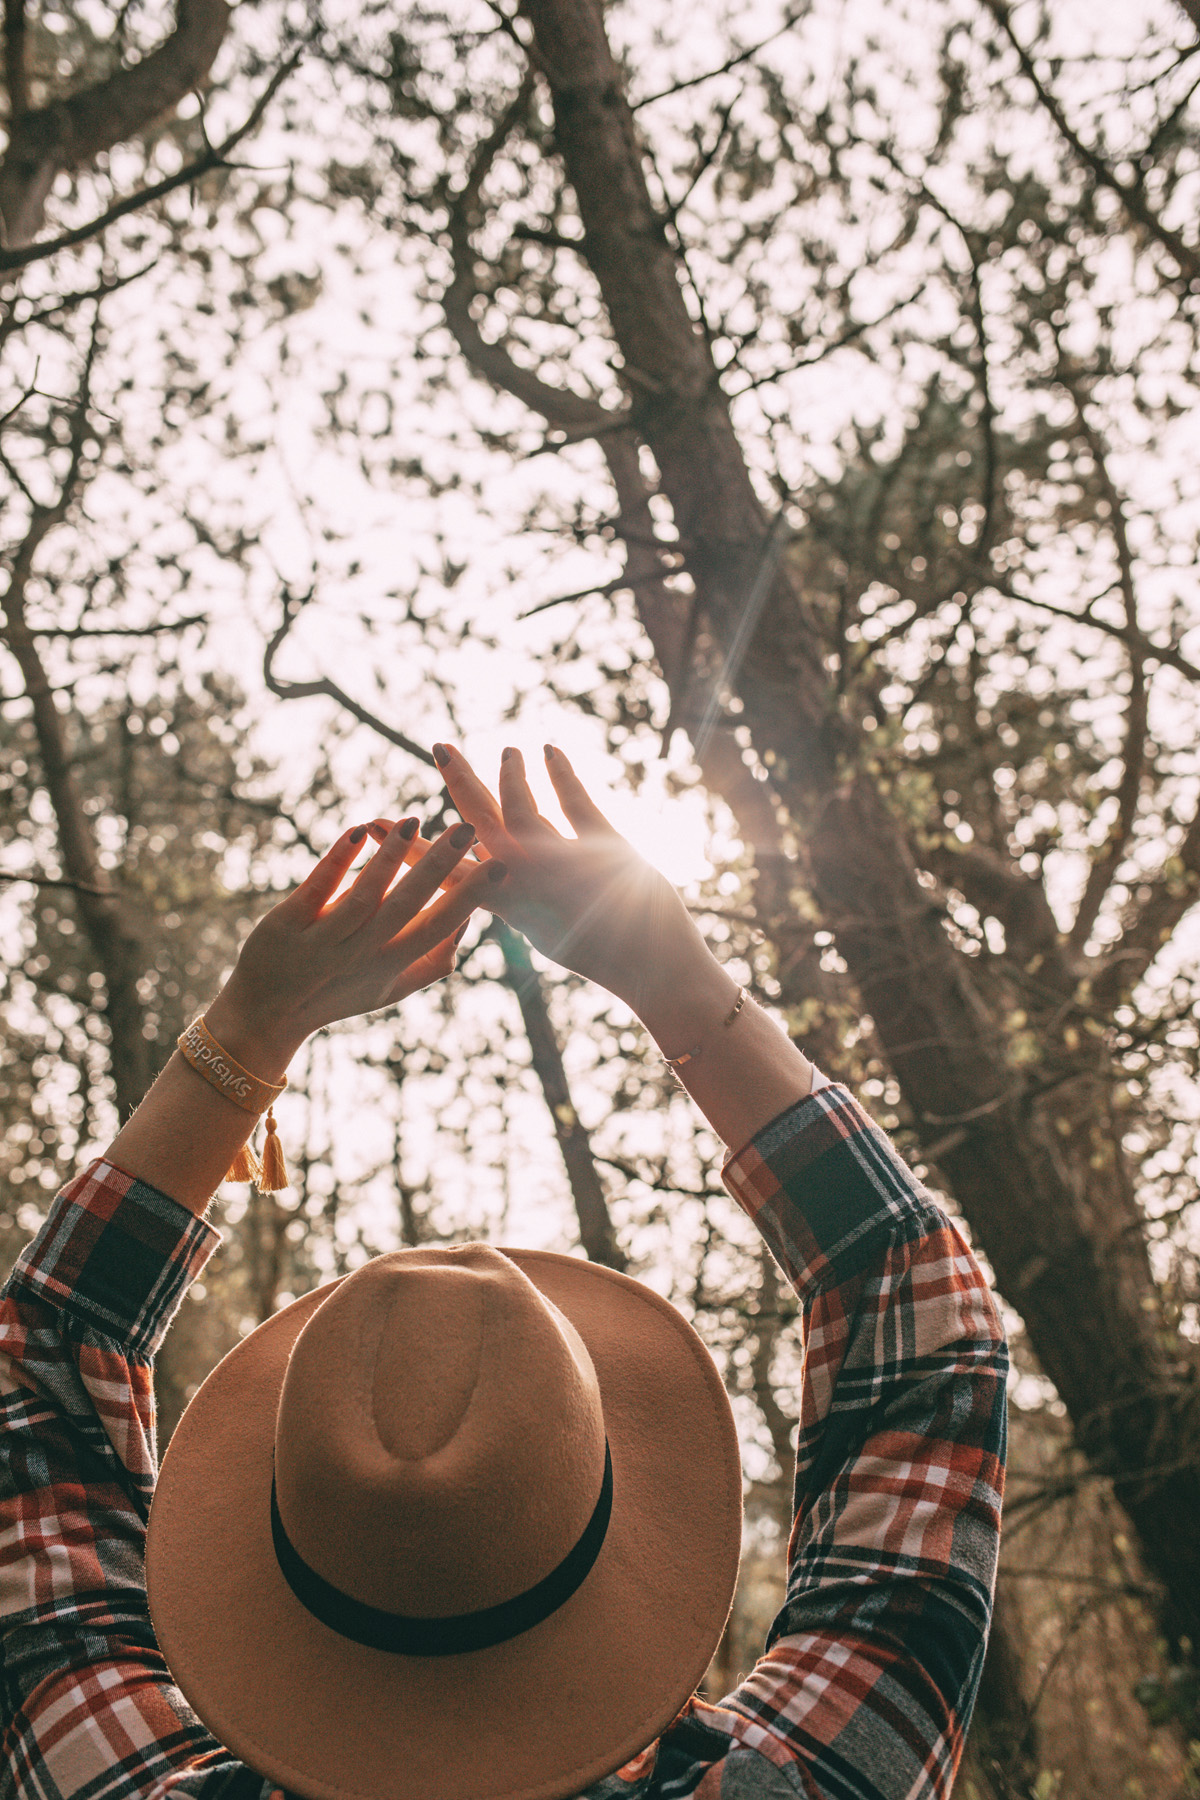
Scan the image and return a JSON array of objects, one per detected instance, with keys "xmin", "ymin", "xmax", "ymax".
[{"xmin": 146, "ymin": 1248, "xmax": 743, "ymax": 1800}]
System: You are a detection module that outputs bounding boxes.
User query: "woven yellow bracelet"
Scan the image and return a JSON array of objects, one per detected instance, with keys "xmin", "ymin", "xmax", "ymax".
[
  {"xmin": 178, "ymin": 1017, "xmax": 286, "ymax": 1112},
  {"xmin": 177, "ymin": 1017, "xmax": 290, "ymax": 1190}
]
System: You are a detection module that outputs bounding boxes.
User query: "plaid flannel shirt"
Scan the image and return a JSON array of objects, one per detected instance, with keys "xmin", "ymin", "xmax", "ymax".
[{"xmin": 0, "ymin": 1084, "xmax": 1006, "ymax": 1800}]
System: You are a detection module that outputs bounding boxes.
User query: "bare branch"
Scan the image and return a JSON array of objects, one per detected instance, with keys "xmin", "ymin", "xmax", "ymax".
[
  {"xmin": 0, "ymin": 0, "xmax": 231, "ymax": 249},
  {"xmin": 632, "ymin": 7, "xmax": 805, "ymax": 109},
  {"xmin": 488, "ymin": 920, "xmax": 627, "ymax": 1269},
  {"xmin": 517, "ymin": 574, "xmax": 624, "ymax": 619},
  {"xmin": 516, "ymin": 567, "xmax": 687, "ymax": 619},
  {"xmin": 28, "ymin": 610, "xmax": 209, "ymax": 640},
  {"xmin": 1065, "ymin": 381, "xmax": 1150, "ymax": 951},
  {"xmin": 263, "ymin": 588, "xmax": 435, "ymax": 766},
  {"xmin": 982, "ymin": 0, "xmax": 1200, "ymax": 290},
  {"xmin": 0, "ymin": 330, "xmax": 152, "ymax": 1115},
  {"xmin": 0, "ymin": 258, "xmax": 157, "ymax": 349},
  {"xmin": 0, "ymin": 42, "xmax": 304, "ymax": 272},
  {"xmin": 442, "ymin": 76, "xmax": 623, "ymax": 439},
  {"xmin": 510, "ymin": 223, "xmax": 586, "ymax": 252},
  {"xmin": 722, "ymin": 287, "xmax": 925, "ymax": 398},
  {"xmin": 264, "ymin": 596, "xmax": 627, "ymax": 1267},
  {"xmin": 993, "ymin": 581, "xmax": 1200, "ymax": 686},
  {"xmin": 0, "ymin": 868, "xmax": 113, "ymax": 896}
]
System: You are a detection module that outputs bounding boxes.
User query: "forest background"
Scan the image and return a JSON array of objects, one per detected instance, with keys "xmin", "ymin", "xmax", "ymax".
[{"xmin": 3, "ymin": 0, "xmax": 1200, "ymax": 1793}]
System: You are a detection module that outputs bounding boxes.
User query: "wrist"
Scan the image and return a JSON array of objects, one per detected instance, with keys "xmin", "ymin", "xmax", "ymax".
[
  {"xmin": 629, "ymin": 942, "xmax": 741, "ymax": 1056},
  {"xmin": 201, "ymin": 988, "xmax": 306, "ymax": 1086}
]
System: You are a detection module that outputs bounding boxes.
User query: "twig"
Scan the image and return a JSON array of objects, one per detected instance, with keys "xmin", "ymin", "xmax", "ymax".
[
  {"xmin": 0, "ymin": 45, "xmax": 306, "ymax": 274},
  {"xmin": 263, "ymin": 587, "xmax": 435, "ymax": 766},
  {"xmin": 0, "ymin": 260, "xmax": 156, "ymax": 349},
  {"xmin": 991, "ymin": 579, "xmax": 1200, "ymax": 685},
  {"xmin": 518, "ymin": 568, "xmax": 685, "ymax": 620},
  {"xmin": 723, "ymin": 286, "xmax": 925, "ymax": 398},
  {"xmin": 0, "ymin": 869, "xmax": 114, "ymax": 896},
  {"xmin": 28, "ymin": 610, "xmax": 209, "ymax": 640},
  {"xmin": 633, "ymin": 7, "xmax": 806, "ymax": 108},
  {"xmin": 982, "ymin": 0, "xmax": 1200, "ymax": 289}
]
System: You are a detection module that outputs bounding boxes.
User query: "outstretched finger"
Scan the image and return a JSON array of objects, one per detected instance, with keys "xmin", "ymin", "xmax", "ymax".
[
  {"xmin": 432, "ymin": 744, "xmax": 508, "ymax": 854},
  {"xmin": 498, "ymin": 746, "xmax": 559, "ymax": 842},
  {"xmin": 386, "ymin": 856, "xmax": 506, "ymax": 963},
  {"xmin": 381, "ymin": 924, "xmax": 466, "ymax": 1005},
  {"xmin": 339, "ymin": 816, "xmax": 421, "ymax": 918},
  {"xmin": 543, "ymin": 746, "xmax": 617, "ymax": 836},
  {"xmin": 283, "ymin": 825, "xmax": 374, "ymax": 920},
  {"xmin": 374, "ymin": 820, "xmax": 482, "ymax": 933},
  {"xmin": 367, "ymin": 820, "xmax": 485, "ymax": 886}
]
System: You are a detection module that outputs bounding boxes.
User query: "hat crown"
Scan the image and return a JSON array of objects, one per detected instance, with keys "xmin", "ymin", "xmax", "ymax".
[{"xmin": 273, "ymin": 1244, "xmax": 607, "ymax": 1617}]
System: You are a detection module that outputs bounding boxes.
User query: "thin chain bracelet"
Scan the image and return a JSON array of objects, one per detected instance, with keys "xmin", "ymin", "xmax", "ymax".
[{"xmin": 663, "ymin": 986, "xmax": 748, "ymax": 1072}]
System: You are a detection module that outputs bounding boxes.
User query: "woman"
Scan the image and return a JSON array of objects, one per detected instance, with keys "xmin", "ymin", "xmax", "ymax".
[{"xmin": 0, "ymin": 745, "xmax": 1006, "ymax": 1800}]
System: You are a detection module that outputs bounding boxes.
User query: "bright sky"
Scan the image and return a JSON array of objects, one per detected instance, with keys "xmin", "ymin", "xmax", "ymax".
[{"xmin": 6, "ymin": 0, "xmax": 1199, "ymax": 1345}]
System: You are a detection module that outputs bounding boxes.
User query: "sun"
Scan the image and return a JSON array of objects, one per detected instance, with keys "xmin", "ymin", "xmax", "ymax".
[{"xmin": 457, "ymin": 727, "xmax": 715, "ymax": 889}]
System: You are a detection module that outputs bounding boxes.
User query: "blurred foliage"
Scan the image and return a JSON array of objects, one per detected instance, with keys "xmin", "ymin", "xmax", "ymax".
[{"xmin": 4, "ymin": 0, "xmax": 1200, "ymax": 1791}]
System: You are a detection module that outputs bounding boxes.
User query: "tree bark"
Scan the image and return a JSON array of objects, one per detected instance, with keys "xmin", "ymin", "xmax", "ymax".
[
  {"xmin": 493, "ymin": 921, "xmax": 627, "ymax": 1269},
  {"xmin": 0, "ymin": 0, "xmax": 230, "ymax": 248},
  {"xmin": 1, "ymin": 615, "xmax": 151, "ymax": 1118},
  {"xmin": 2, "ymin": 374, "xmax": 153, "ymax": 1119},
  {"xmin": 515, "ymin": 0, "xmax": 1200, "ymax": 1641}
]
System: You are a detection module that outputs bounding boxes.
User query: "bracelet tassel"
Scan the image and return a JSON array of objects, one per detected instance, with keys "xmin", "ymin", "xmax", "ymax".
[
  {"xmin": 225, "ymin": 1139, "xmax": 261, "ymax": 1187},
  {"xmin": 177, "ymin": 1016, "xmax": 291, "ymax": 1193},
  {"xmin": 258, "ymin": 1106, "xmax": 290, "ymax": 1192}
]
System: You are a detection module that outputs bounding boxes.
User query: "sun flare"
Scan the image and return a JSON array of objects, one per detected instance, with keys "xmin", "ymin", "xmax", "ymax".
[{"xmin": 458, "ymin": 728, "xmax": 714, "ymax": 890}]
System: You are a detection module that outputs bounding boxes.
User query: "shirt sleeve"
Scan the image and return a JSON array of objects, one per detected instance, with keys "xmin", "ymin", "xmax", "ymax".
[
  {"xmin": 0, "ymin": 1160, "xmax": 282, "ymax": 1800},
  {"xmin": 717, "ymin": 1085, "xmax": 1008, "ymax": 1800}
]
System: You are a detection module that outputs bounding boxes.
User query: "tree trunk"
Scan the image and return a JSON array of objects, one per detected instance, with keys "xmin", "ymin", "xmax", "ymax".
[
  {"xmin": 516, "ymin": 0, "xmax": 1200, "ymax": 1641},
  {"xmin": 493, "ymin": 921, "xmax": 626, "ymax": 1269},
  {"xmin": 2, "ymin": 561, "xmax": 152, "ymax": 1120}
]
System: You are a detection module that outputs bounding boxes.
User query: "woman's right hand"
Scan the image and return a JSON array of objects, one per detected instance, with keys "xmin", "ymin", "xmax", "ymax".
[{"xmin": 427, "ymin": 744, "xmax": 710, "ymax": 1013}]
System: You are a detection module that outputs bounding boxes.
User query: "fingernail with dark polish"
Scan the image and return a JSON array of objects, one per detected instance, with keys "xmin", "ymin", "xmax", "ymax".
[
  {"xmin": 348, "ymin": 825, "xmax": 367, "ymax": 844},
  {"xmin": 501, "ymin": 746, "xmax": 513, "ymax": 763},
  {"xmin": 433, "ymin": 743, "xmax": 450, "ymax": 766},
  {"xmin": 488, "ymin": 861, "xmax": 508, "ymax": 883},
  {"xmin": 450, "ymin": 822, "xmax": 476, "ymax": 848},
  {"xmin": 544, "ymin": 743, "xmax": 555, "ymax": 759},
  {"xmin": 398, "ymin": 818, "xmax": 420, "ymax": 840}
]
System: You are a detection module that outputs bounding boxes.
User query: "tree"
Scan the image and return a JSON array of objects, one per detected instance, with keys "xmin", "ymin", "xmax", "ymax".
[
  {"xmin": 6, "ymin": 1, "xmax": 1200, "ymax": 1785},
  {"xmin": 301, "ymin": 0, "xmax": 1200, "ymax": 1647}
]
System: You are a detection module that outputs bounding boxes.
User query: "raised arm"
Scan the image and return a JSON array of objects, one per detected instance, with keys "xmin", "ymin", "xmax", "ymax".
[
  {"xmin": 0, "ymin": 815, "xmax": 500, "ymax": 1800},
  {"xmin": 435, "ymin": 744, "xmax": 1007, "ymax": 1799},
  {"xmin": 103, "ymin": 817, "xmax": 498, "ymax": 1214}
]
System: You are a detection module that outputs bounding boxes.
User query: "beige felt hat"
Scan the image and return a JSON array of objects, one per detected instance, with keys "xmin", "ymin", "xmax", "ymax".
[{"xmin": 146, "ymin": 1243, "xmax": 743, "ymax": 1800}]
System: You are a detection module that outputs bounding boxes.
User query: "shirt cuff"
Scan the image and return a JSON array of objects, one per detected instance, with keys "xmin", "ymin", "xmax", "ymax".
[
  {"xmin": 722, "ymin": 1083, "xmax": 933, "ymax": 1298},
  {"xmin": 2, "ymin": 1159, "xmax": 221, "ymax": 1359}
]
